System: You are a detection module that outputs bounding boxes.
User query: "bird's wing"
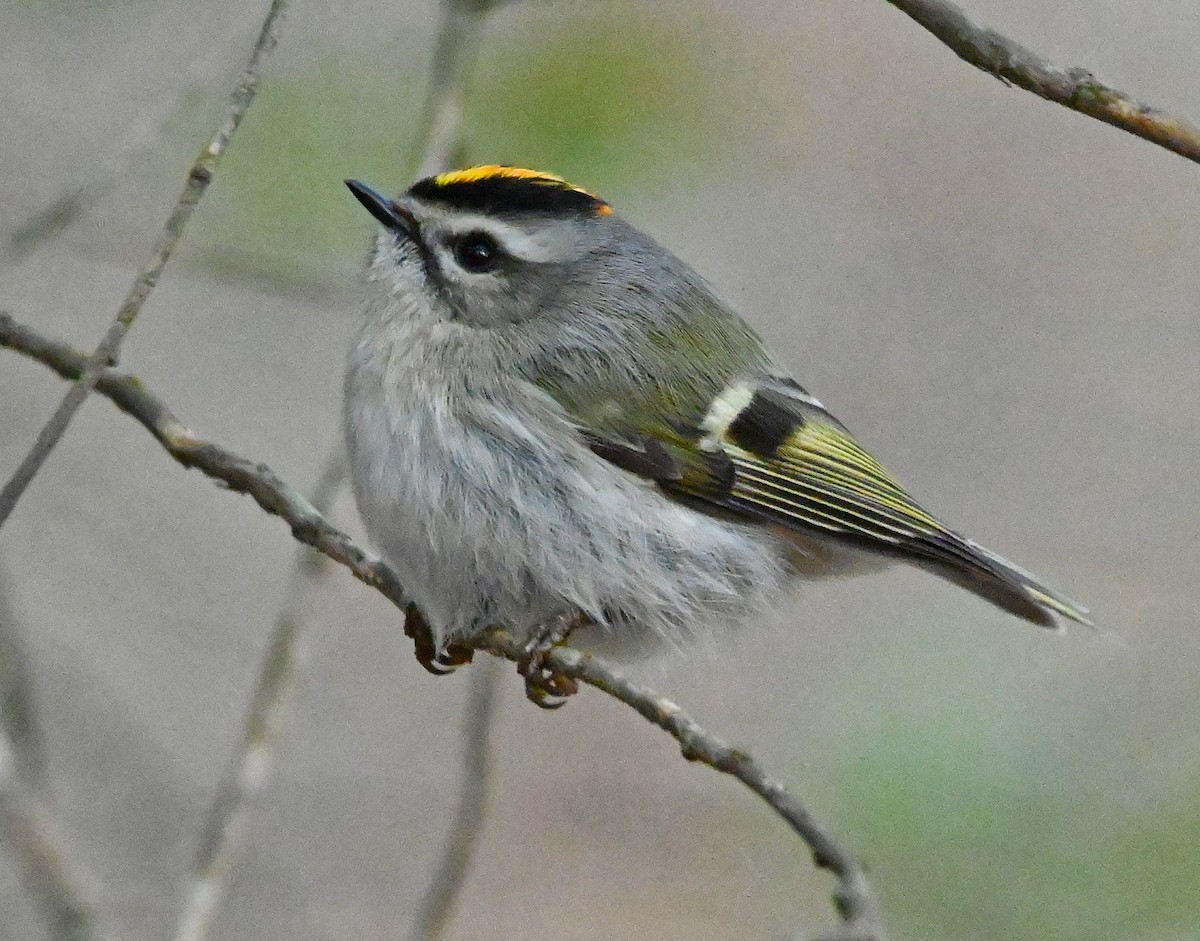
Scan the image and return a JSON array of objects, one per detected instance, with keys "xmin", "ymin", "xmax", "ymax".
[{"xmin": 577, "ymin": 376, "xmax": 1092, "ymax": 629}]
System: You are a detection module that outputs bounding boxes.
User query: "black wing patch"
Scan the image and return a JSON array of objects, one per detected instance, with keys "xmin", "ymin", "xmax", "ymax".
[
  {"xmin": 583, "ymin": 432, "xmax": 682, "ymax": 482},
  {"xmin": 726, "ymin": 386, "xmax": 806, "ymax": 457}
]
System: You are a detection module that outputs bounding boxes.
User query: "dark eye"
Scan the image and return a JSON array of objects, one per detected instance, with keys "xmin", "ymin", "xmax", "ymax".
[{"xmin": 452, "ymin": 231, "xmax": 502, "ymax": 273}]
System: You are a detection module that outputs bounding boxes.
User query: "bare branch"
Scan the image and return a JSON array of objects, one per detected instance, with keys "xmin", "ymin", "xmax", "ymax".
[
  {"xmin": 290, "ymin": 0, "xmax": 510, "ymax": 929},
  {"xmin": 336, "ymin": 0, "xmax": 516, "ymax": 887},
  {"xmin": 473, "ymin": 631, "xmax": 888, "ymax": 940},
  {"xmin": 884, "ymin": 0, "xmax": 1200, "ymax": 164},
  {"xmin": 253, "ymin": 1, "xmax": 516, "ymax": 932},
  {"xmin": 0, "ymin": 313, "xmax": 405, "ymax": 609},
  {"xmin": 0, "ymin": 313, "xmax": 889, "ymax": 939},
  {"xmin": 0, "ymin": 0, "xmax": 287, "ymax": 530},
  {"xmin": 0, "ymin": 732, "xmax": 102, "ymax": 941},
  {"xmin": 407, "ymin": 660, "xmax": 501, "ymax": 941}
]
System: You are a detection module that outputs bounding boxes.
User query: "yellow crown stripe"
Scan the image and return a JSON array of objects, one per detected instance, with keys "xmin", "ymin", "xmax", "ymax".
[
  {"xmin": 432, "ymin": 166, "xmax": 612, "ymax": 215},
  {"xmin": 434, "ymin": 165, "xmax": 567, "ymax": 186},
  {"xmin": 433, "ymin": 165, "xmax": 607, "ymax": 205}
]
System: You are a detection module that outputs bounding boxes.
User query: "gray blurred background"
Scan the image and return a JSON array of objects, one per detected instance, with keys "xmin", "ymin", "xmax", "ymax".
[{"xmin": 2, "ymin": 0, "xmax": 1198, "ymax": 939}]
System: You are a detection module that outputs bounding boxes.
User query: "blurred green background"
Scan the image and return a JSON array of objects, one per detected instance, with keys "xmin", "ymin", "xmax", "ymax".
[
  {"xmin": 2, "ymin": 1, "xmax": 1198, "ymax": 939},
  {"xmin": 170, "ymin": 2, "xmax": 779, "ymax": 293}
]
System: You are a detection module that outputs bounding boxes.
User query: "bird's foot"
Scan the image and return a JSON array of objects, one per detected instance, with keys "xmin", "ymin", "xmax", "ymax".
[
  {"xmin": 404, "ymin": 604, "xmax": 474, "ymax": 676},
  {"xmin": 517, "ymin": 613, "xmax": 581, "ymax": 709}
]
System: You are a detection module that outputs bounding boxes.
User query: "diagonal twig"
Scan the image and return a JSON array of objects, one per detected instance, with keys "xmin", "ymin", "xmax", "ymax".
[
  {"xmin": 475, "ymin": 631, "xmax": 888, "ymax": 939},
  {"xmin": 884, "ymin": 0, "xmax": 1200, "ymax": 165},
  {"xmin": 0, "ymin": 312, "xmax": 890, "ymax": 939},
  {"xmin": 0, "ymin": 314, "xmax": 403, "ymax": 606},
  {"xmin": 0, "ymin": 0, "xmax": 287, "ymax": 531}
]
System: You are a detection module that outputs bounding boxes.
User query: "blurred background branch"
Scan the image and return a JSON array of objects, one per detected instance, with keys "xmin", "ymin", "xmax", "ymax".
[
  {"xmin": 414, "ymin": 0, "xmax": 518, "ymax": 178},
  {"xmin": 0, "ymin": 568, "xmax": 48, "ymax": 794},
  {"xmin": 168, "ymin": 461, "xmax": 341, "ymax": 941},
  {"xmin": 0, "ymin": 0, "xmax": 286, "ymax": 531},
  {"xmin": 3, "ymin": 18, "xmax": 258, "ymax": 265},
  {"xmin": 0, "ymin": 730, "xmax": 102, "ymax": 941},
  {"xmin": 0, "ymin": 8, "xmax": 289, "ymax": 936},
  {"xmin": 407, "ymin": 660, "xmax": 501, "ymax": 941},
  {"xmin": 0, "ymin": 310, "xmax": 890, "ymax": 939},
  {"xmin": 0, "ymin": 572, "xmax": 102, "ymax": 941},
  {"xmin": 884, "ymin": 0, "xmax": 1200, "ymax": 164}
]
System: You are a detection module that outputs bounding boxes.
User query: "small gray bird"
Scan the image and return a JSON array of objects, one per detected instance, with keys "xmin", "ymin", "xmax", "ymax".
[{"xmin": 343, "ymin": 166, "xmax": 1090, "ymax": 698}]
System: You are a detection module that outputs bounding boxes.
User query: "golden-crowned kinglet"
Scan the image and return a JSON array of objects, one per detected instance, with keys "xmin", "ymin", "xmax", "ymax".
[{"xmin": 343, "ymin": 166, "xmax": 1090, "ymax": 676}]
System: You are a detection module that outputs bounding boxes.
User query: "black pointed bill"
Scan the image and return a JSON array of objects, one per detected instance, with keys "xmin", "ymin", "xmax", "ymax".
[{"xmin": 345, "ymin": 179, "xmax": 419, "ymax": 240}]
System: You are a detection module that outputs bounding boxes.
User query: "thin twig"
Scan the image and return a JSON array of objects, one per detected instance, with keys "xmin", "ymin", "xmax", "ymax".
[
  {"xmin": 0, "ymin": 731, "xmax": 102, "ymax": 941},
  {"xmin": 407, "ymin": 659, "xmax": 501, "ymax": 941},
  {"xmin": 885, "ymin": 0, "xmax": 1200, "ymax": 165},
  {"xmin": 0, "ymin": 0, "xmax": 287, "ymax": 531},
  {"xmin": 381, "ymin": 3, "xmax": 511, "ymax": 931},
  {"xmin": 169, "ymin": 460, "xmax": 344, "ymax": 941},
  {"xmin": 473, "ymin": 632, "xmax": 887, "ymax": 940},
  {"xmin": 0, "ymin": 313, "xmax": 889, "ymax": 939},
  {"xmin": 0, "ymin": 314, "xmax": 405, "ymax": 608}
]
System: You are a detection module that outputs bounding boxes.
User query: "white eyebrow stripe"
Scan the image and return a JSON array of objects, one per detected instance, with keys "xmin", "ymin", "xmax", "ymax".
[{"xmin": 435, "ymin": 212, "xmax": 563, "ymax": 263}]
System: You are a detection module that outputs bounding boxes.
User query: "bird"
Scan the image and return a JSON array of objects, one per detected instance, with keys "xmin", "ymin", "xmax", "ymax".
[{"xmin": 342, "ymin": 165, "xmax": 1090, "ymax": 704}]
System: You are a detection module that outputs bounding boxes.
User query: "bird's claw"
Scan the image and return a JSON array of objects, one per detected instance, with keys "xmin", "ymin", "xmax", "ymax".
[
  {"xmin": 404, "ymin": 604, "xmax": 474, "ymax": 676},
  {"xmin": 517, "ymin": 614, "xmax": 581, "ymax": 709}
]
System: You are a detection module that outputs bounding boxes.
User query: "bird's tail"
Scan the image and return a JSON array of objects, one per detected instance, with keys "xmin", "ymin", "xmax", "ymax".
[{"xmin": 907, "ymin": 533, "xmax": 1093, "ymax": 630}]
